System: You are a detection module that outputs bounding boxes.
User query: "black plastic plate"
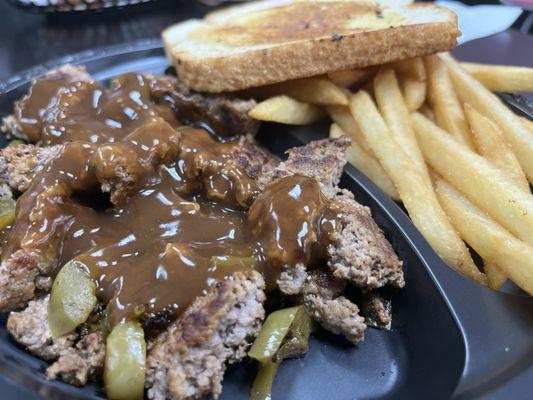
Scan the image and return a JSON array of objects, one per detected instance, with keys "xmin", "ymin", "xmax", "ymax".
[{"xmin": 0, "ymin": 41, "xmax": 532, "ymax": 400}]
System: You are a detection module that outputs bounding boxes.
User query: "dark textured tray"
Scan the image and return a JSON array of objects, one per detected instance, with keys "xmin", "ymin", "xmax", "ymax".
[{"xmin": 0, "ymin": 42, "xmax": 532, "ymax": 400}]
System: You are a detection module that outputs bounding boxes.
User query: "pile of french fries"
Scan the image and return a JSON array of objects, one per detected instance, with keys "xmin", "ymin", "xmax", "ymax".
[{"xmin": 249, "ymin": 54, "xmax": 533, "ymax": 294}]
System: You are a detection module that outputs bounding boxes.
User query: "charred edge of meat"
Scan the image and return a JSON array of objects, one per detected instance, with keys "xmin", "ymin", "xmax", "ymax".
[
  {"xmin": 270, "ymin": 136, "xmax": 351, "ymax": 192},
  {"xmin": 148, "ymin": 74, "xmax": 260, "ymax": 138}
]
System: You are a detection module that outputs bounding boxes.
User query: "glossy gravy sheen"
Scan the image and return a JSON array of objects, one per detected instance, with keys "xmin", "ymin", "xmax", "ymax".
[{"xmin": 3, "ymin": 73, "xmax": 340, "ymax": 327}]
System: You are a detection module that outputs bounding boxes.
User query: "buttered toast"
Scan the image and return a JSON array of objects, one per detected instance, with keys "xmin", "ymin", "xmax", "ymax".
[{"xmin": 163, "ymin": 0, "xmax": 460, "ymax": 92}]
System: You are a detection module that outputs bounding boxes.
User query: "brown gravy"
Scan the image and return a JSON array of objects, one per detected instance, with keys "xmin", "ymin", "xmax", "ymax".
[{"xmin": 3, "ymin": 73, "xmax": 341, "ymax": 328}]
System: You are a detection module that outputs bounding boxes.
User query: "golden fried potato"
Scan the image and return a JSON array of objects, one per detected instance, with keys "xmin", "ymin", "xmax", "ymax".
[
  {"xmin": 441, "ymin": 53, "xmax": 533, "ymax": 182},
  {"xmin": 464, "ymin": 104, "xmax": 529, "ymax": 192},
  {"xmin": 249, "ymin": 96, "xmax": 325, "ymax": 125},
  {"xmin": 425, "ymin": 55, "xmax": 474, "ymax": 149},
  {"xmin": 330, "ymin": 123, "xmax": 399, "ymax": 200},
  {"xmin": 350, "ymin": 91, "xmax": 485, "ymax": 283},
  {"xmin": 374, "ymin": 67, "xmax": 431, "ymax": 185},
  {"xmin": 412, "ymin": 112, "xmax": 533, "ymax": 246},
  {"xmin": 461, "ymin": 62, "xmax": 533, "ymax": 93},
  {"xmin": 435, "ymin": 177, "xmax": 533, "ymax": 295}
]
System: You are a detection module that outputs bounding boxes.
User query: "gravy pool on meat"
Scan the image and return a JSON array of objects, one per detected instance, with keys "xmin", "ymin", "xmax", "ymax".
[{"xmin": 2, "ymin": 73, "xmax": 342, "ymax": 328}]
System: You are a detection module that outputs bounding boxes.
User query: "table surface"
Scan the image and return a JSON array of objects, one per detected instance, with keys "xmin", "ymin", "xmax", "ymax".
[{"xmin": 0, "ymin": 1, "xmax": 532, "ymax": 399}]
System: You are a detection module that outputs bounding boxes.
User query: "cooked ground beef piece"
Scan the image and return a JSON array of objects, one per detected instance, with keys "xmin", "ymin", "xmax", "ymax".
[
  {"xmin": 2, "ymin": 66, "xmax": 259, "ymax": 144},
  {"xmin": 0, "ymin": 135, "xmax": 276, "ymax": 313},
  {"xmin": 328, "ymin": 190, "xmax": 404, "ymax": 289},
  {"xmin": 7, "ymin": 295, "xmax": 105, "ymax": 386},
  {"xmin": 277, "ymin": 263, "xmax": 308, "ymax": 295},
  {"xmin": 148, "ymin": 75, "xmax": 260, "ymax": 138},
  {"xmin": 0, "ymin": 65, "xmax": 92, "ymax": 142},
  {"xmin": 0, "ymin": 249, "xmax": 47, "ymax": 312},
  {"xmin": 232, "ymin": 135, "xmax": 280, "ymax": 188},
  {"xmin": 269, "ymin": 136, "xmax": 350, "ymax": 193},
  {"xmin": 7, "ymin": 295, "xmax": 78, "ymax": 360},
  {"xmin": 47, "ymin": 331, "xmax": 105, "ymax": 386},
  {"xmin": 268, "ymin": 137, "xmax": 404, "ymax": 290},
  {"xmin": 0, "ymin": 116, "xmax": 25, "ymax": 141},
  {"xmin": 145, "ymin": 271, "xmax": 265, "ymax": 400},
  {"xmin": 302, "ymin": 270, "xmax": 366, "ymax": 344},
  {"xmin": 0, "ymin": 144, "xmax": 62, "ymax": 192}
]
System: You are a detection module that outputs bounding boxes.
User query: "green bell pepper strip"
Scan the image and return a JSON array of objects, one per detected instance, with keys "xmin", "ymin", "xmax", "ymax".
[
  {"xmin": 249, "ymin": 306, "xmax": 313, "ymax": 400},
  {"xmin": 248, "ymin": 306, "xmax": 300, "ymax": 363},
  {"xmin": 104, "ymin": 320, "xmax": 146, "ymax": 400},
  {"xmin": 48, "ymin": 260, "xmax": 97, "ymax": 338}
]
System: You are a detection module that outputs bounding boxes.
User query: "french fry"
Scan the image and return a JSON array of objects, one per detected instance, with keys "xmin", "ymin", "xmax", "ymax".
[
  {"xmin": 327, "ymin": 68, "xmax": 375, "ymax": 88},
  {"xmin": 521, "ymin": 116, "xmax": 533, "ymax": 133},
  {"xmin": 464, "ymin": 104, "xmax": 530, "ymax": 288},
  {"xmin": 266, "ymin": 77, "xmax": 349, "ymax": 105},
  {"xmin": 460, "ymin": 62, "xmax": 533, "ymax": 93},
  {"xmin": 391, "ymin": 57, "xmax": 426, "ymax": 81},
  {"xmin": 330, "ymin": 123, "xmax": 400, "ymax": 200},
  {"xmin": 249, "ymin": 96, "xmax": 325, "ymax": 125},
  {"xmin": 425, "ymin": 55, "xmax": 474, "ymax": 149},
  {"xmin": 483, "ymin": 261, "xmax": 507, "ymax": 290},
  {"xmin": 374, "ymin": 68, "xmax": 431, "ymax": 185},
  {"xmin": 325, "ymin": 105, "xmax": 375, "ymax": 155},
  {"xmin": 419, "ymin": 104, "xmax": 435, "ymax": 121},
  {"xmin": 412, "ymin": 112, "xmax": 533, "ymax": 246},
  {"xmin": 350, "ymin": 91, "xmax": 485, "ymax": 283},
  {"xmin": 401, "ymin": 77, "xmax": 426, "ymax": 112},
  {"xmin": 435, "ymin": 177, "xmax": 533, "ymax": 295},
  {"xmin": 441, "ymin": 53, "xmax": 533, "ymax": 182},
  {"xmin": 464, "ymin": 104, "xmax": 530, "ymax": 192}
]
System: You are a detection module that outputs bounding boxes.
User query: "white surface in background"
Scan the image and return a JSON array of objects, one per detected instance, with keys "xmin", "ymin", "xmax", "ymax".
[{"xmin": 437, "ymin": 1, "xmax": 523, "ymax": 44}]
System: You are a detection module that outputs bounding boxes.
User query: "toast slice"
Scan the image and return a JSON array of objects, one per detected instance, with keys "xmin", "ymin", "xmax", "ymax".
[{"xmin": 162, "ymin": 0, "xmax": 460, "ymax": 92}]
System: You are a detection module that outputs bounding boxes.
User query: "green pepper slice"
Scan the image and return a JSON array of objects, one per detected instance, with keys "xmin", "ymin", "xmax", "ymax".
[
  {"xmin": 248, "ymin": 306, "xmax": 300, "ymax": 363},
  {"xmin": 104, "ymin": 321, "xmax": 146, "ymax": 400},
  {"xmin": 0, "ymin": 197, "xmax": 16, "ymax": 229},
  {"xmin": 250, "ymin": 362, "xmax": 278, "ymax": 400},
  {"xmin": 249, "ymin": 307, "xmax": 313, "ymax": 400},
  {"xmin": 48, "ymin": 260, "xmax": 97, "ymax": 338}
]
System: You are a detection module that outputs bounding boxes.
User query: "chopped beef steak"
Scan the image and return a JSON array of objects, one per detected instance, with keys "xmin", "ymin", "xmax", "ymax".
[
  {"xmin": 0, "ymin": 144, "xmax": 62, "ymax": 192},
  {"xmin": 302, "ymin": 271, "xmax": 366, "ymax": 344},
  {"xmin": 0, "ymin": 249, "xmax": 46, "ymax": 312},
  {"xmin": 277, "ymin": 263, "xmax": 307, "ymax": 295},
  {"xmin": 267, "ymin": 137, "xmax": 404, "ymax": 290},
  {"xmin": 47, "ymin": 331, "xmax": 105, "ymax": 386},
  {"xmin": 145, "ymin": 271, "xmax": 265, "ymax": 400},
  {"xmin": 269, "ymin": 136, "xmax": 350, "ymax": 193},
  {"xmin": 1, "ymin": 65, "xmax": 92, "ymax": 142},
  {"xmin": 148, "ymin": 75, "xmax": 260, "ymax": 138},
  {"xmin": 8, "ymin": 295, "xmax": 104, "ymax": 386},
  {"xmin": 7, "ymin": 295, "xmax": 77, "ymax": 360},
  {"xmin": 328, "ymin": 190, "xmax": 404, "ymax": 289},
  {"xmin": 363, "ymin": 291, "xmax": 392, "ymax": 329},
  {"xmin": 232, "ymin": 135, "xmax": 280, "ymax": 189},
  {"xmin": 44, "ymin": 64, "xmax": 93, "ymax": 83}
]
